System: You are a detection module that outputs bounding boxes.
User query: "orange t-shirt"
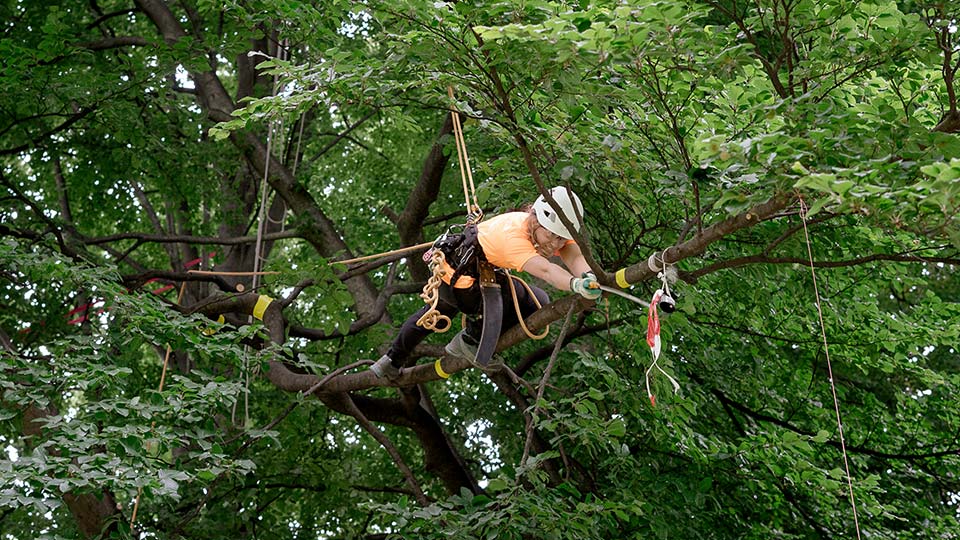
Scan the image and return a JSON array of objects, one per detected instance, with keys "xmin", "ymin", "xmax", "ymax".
[{"xmin": 439, "ymin": 212, "xmax": 572, "ymax": 288}]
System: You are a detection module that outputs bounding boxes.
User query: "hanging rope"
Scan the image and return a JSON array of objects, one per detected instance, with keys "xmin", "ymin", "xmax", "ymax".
[
  {"xmin": 252, "ymin": 40, "xmax": 286, "ymax": 292},
  {"xmin": 129, "ymin": 281, "xmax": 187, "ymax": 530},
  {"xmin": 414, "ymin": 88, "xmax": 552, "ymax": 341},
  {"xmin": 505, "ymin": 270, "xmax": 549, "ymax": 340},
  {"xmin": 446, "ymin": 86, "xmax": 481, "ymax": 220},
  {"xmin": 799, "ymin": 196, "xmax": 862, "ymax": 539},
  {"xmin": 414, "ymin": 87, "xmax": 483, "ymax": 331},
  {"xmin": 245, "ymin": 38, "xmax": 290, "ymax": 428}
]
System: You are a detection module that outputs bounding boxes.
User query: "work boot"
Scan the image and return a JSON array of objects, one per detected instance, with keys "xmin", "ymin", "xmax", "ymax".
[
  {"xmin": 370, "ymin": 354, "xmax": 401, "ymax": 381},
  {"xmin": 444, "ymin": 330, "xmax": 479, "ymax": 364}
]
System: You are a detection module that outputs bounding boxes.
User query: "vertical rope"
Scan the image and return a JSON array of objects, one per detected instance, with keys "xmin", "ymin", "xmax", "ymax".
[
  {"xmin": 446, "ymin": 86, "xmax": 480, "ymax": 214},
  {"xmin": 247, "ymin": 38, "xmax": 288, "ymax": 427},
  {"xmin": 252, "ymin": 42, "xmax": 286, "ymax": 292},
  {"xmin": 798, "ymin": 197, "xmax": 862, "ymax": 539}
]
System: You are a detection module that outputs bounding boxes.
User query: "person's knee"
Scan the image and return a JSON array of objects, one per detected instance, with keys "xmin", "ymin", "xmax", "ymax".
[
  {"xmin": 532, "ymin": 286, "xmax": 550, "ymax": 306},
  {"xmin": 519, "ymin": 281, "xmax": 549, "ymax": 308}
]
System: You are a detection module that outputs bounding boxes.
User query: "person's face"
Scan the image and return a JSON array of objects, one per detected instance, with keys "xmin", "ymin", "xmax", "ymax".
[{"xmin": 534, "ymin": 226, "xmax": 566, "ymax": 253}]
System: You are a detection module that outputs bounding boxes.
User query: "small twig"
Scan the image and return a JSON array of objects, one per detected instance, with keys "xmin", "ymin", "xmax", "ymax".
[
  {"xmin": 521, "ymin": 302, "xmax": 576, "ymax": 467},
  {"xmin": 278, "ymin": 278, "xmax": 314, "ymax": 308},
  {"xmin": 303, "ymin": 360, "xmax": 372, "ymax": 397},
  {"xmin": 342, "ymin": 394, "xmax": 429, "ymax": 506},
  {"xmin": 499, "ymin": 365, "xmax": 537, "ymax": 397}
]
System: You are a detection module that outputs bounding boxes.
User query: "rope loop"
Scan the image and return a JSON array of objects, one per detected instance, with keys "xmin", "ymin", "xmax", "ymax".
[
  {"xmin": 505, "ymin": 270, "xmax": 550, "ymax": 340},
  {"xmin": 416, "ymin": 250, "xmax": 452, "ymax": 333}
]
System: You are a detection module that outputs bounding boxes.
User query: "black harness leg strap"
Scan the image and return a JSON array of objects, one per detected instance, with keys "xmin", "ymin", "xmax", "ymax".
[{"xmin": 475, "ymin": 261, "xmax": 503, "ymax": 367}]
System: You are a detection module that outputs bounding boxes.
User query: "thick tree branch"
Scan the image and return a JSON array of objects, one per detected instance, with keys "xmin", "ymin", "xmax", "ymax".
[
  {"xmin": 84, "ymin": 229, "xmax": 300, "ymax": 246},
  {"xmin": 611, "ymin": 192, "xmax": 793, "ymax": 286},
  {"xmin": 686, "ymin": 251, "xmax": 960, "ymax": 281}
]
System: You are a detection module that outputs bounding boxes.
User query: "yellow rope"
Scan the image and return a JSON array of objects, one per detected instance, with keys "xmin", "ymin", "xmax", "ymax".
[
  {"xmin": 447, "ymin": 86, "xmax": 481, "ymax": 217},
  {"xmin": 505, "ymin": 270, "xmax": 550, "ymax": 340},
  {"xmin": 415, "ymin": 250, "xmax": 452, "ymax": 332},
  {"xmin": 414, "ymin": 87, "xmax": 484, "ymax": 334}
]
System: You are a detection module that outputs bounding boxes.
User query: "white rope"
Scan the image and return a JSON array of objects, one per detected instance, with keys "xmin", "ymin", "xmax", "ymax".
[
  {"xmin": 799, "ymin": 197, "xmax": 862, "ymax": 539},
  {"xmin": 245, "ymin": 38, "xmax": 289, "ymax": 427}
]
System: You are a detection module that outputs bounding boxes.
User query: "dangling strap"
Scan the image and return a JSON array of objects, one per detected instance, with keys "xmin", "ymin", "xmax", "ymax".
[{"xmin": 645, "ymin": 289, "xmax": 680, "ymax": 406}]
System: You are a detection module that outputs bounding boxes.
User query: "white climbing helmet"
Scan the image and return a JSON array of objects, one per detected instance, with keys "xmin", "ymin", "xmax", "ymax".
[{"xmin": 532, "ymin": 187, "xmax": 584, "ymax": 240}]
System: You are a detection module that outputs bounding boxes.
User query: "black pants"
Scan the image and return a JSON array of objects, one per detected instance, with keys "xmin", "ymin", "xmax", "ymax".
[{"xmin": 386, "ymin": 274, "xmax": 549, "ymax": 367}]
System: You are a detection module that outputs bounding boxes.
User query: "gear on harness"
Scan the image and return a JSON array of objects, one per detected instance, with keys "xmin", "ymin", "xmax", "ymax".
[
  {"xmin": 416, "ymin": 223, "xmax": 503, "ymax": 367},
  {"xmin": 416, "ymin": 249, "xmax": 452, "ymax": 332},
  {"xmin": 416, "ymin": 224, "xmax": 481, "ymax": 334}
]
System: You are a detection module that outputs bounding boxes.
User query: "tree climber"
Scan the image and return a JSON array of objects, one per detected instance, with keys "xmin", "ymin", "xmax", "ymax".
[{"xmin": 370, "ymin": 187, "xmax": 601, "ymax": 380}]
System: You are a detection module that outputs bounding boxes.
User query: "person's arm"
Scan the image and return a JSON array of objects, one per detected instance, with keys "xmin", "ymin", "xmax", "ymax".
[
  {"xmin": 521, "ymin": 255, "xmax": 576, "ymax": 291},
  {"xmin": 558, "ymin": 242, "xmax": 592, "ymax": 277}
]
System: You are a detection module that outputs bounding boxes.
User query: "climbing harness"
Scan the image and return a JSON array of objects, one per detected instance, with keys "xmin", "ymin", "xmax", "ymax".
[{"xmin": 472, "ymin": 260, "xmax": 503, "ymax": 367}]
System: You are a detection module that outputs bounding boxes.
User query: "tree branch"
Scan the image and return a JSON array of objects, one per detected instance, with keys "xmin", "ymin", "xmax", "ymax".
[
  {"xmin": 84, "ymin": 229, "xmax": 301, "ymax": 246},
  {"xmin": 0, "ymin": 107, "xmax": 95, "ymax": 156},
  {"xmin": 707, "ymin": 382, "xmax": 960, "ymax": 461},
  {"xmin": 77, "ymin": 36, "xmax": 149, "ymax": 50},
  {"xmin": 686, "ymin": 251, "xmax": 960, "ymax": 281}
]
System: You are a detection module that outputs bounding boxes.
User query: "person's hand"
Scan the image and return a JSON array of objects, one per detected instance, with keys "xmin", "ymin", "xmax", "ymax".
[{"xmin": 570, "ymin": 272, "xmax": 601, "ymax": 300}]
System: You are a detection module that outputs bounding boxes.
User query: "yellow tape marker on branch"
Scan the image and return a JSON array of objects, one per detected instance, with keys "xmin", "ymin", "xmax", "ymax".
[
  {"xmin": 615, "ymin": 268, "xmax": 630, "ymax": 289},
  {"xmin": 434, "ymin": 359, "xmax": 450, "ymax": 379},
  {"xmin": 253, "ymin": 295, "xmax": 273, "ymax": 320},
  {"xmin": 202, "ymin": 315, "xmax": 226, "ymax": 336}
]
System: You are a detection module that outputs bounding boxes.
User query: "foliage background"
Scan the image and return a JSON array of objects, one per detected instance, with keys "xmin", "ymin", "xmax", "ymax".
[{"xmin": 1, "ymin": 0, "xmax": 959, "ymax": 538}]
